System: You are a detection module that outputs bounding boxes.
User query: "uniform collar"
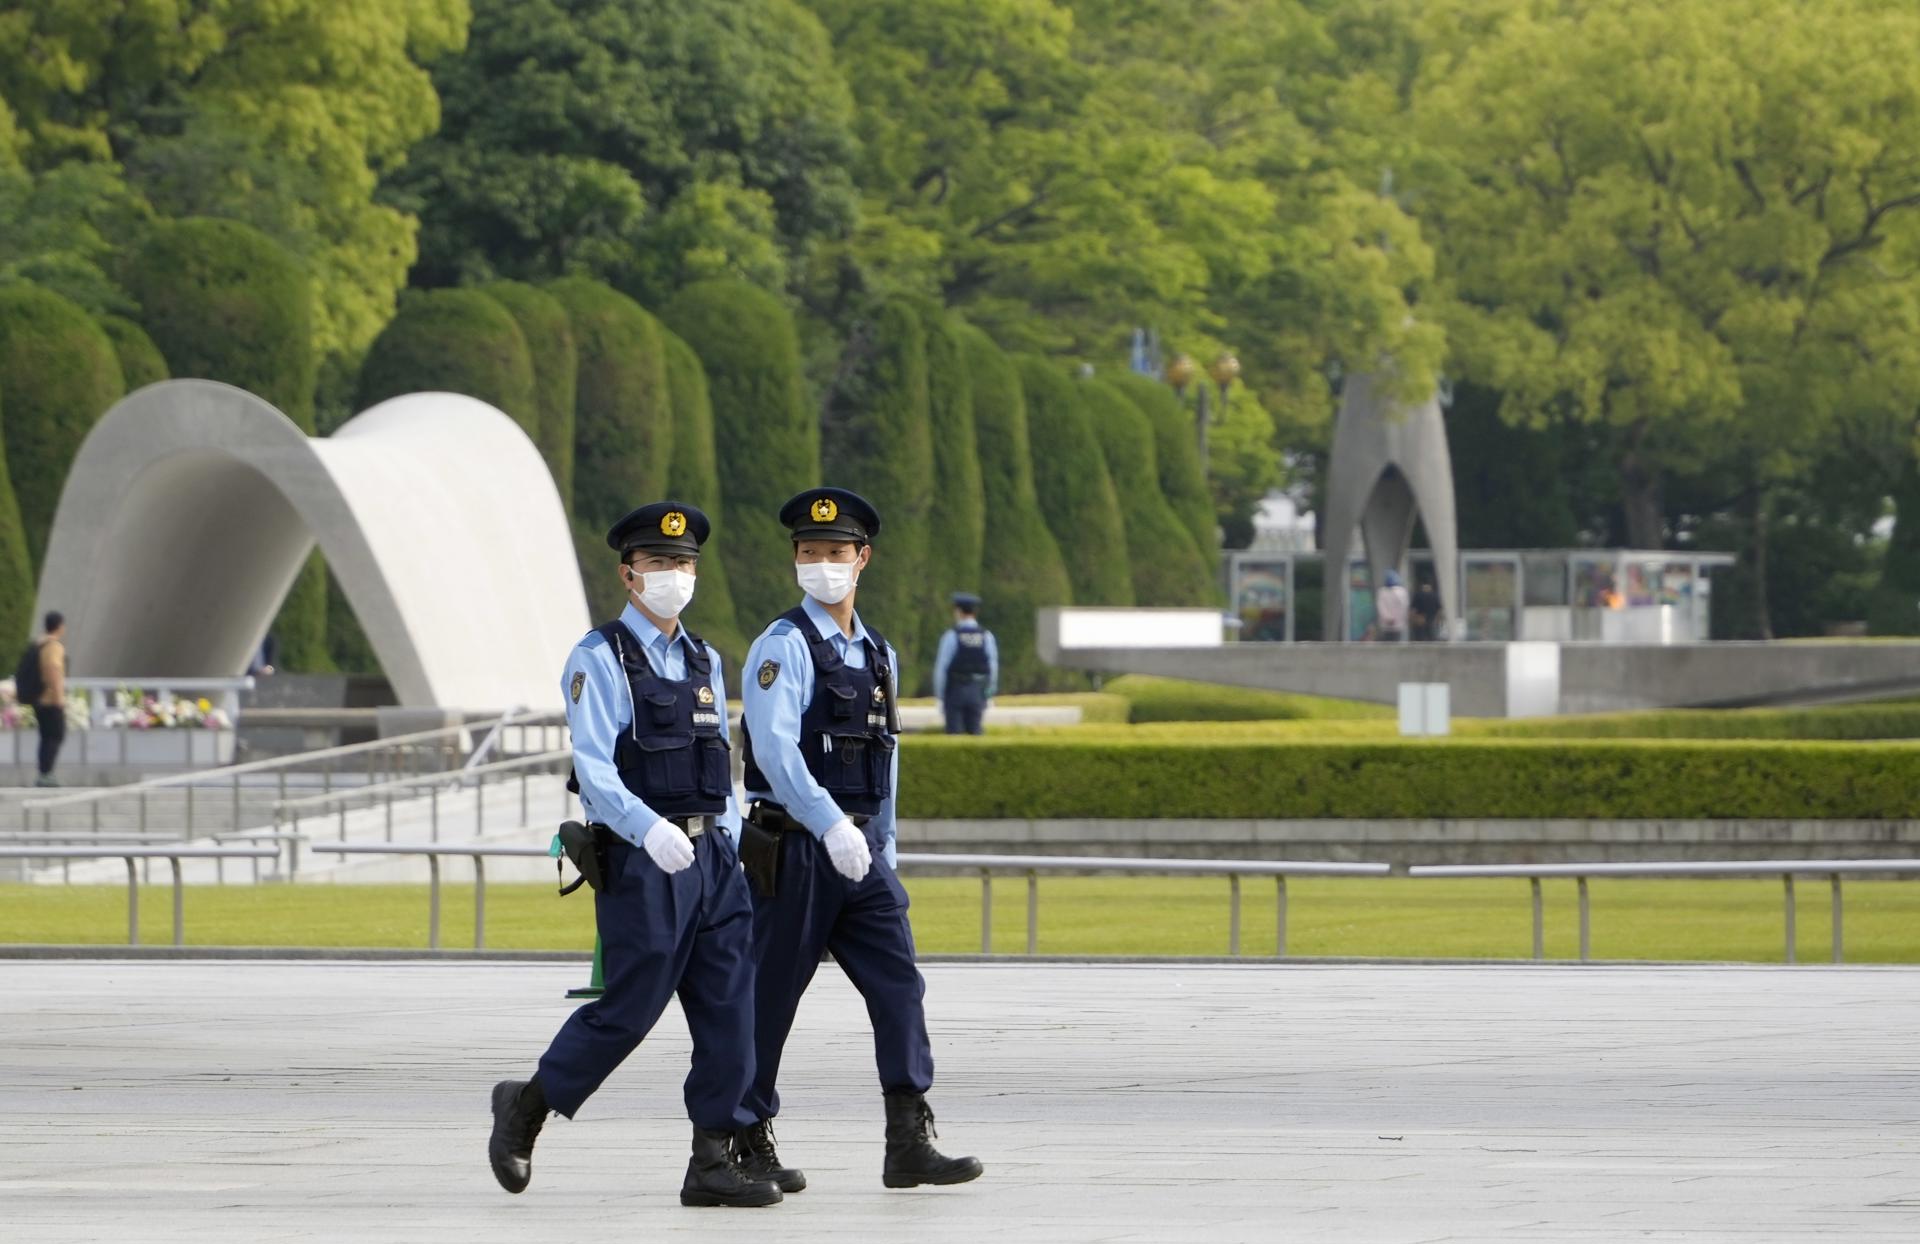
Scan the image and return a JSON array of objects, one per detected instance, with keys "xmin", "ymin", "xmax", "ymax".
[
  {"xmin": 801, "ymin": 594, "xmax": 869, "ymax": 646},
  {"xmin": 954, "ymin": 618, "xmax": 981, "ymax": 630},
  {"xmin": 620, "ymin": 602, "xmax": 689, "ymax": 656}
]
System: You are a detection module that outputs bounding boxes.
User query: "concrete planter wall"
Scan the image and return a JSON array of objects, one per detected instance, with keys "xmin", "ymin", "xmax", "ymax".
[{"xmin": 0, "ymin": 728, "xmax": 236, "ymax": 772}]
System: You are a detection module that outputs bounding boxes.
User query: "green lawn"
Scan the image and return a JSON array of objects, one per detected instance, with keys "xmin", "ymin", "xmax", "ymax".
[{"xmin": 4, "ymin": 876, "xmax": 1917, "ymax": 962}]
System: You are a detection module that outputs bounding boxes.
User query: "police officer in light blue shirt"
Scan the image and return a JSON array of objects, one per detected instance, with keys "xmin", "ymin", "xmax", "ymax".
[
  {"xmin": 488, "ymin": 501, "xmax": 781, "ymax": 1209},
  {"xmin": 729, "ymin": 487, "xmax": 983, "ymax": 1194},
  {"xmin": 931, "ymin": 591, "xmax": 997, "ymax": 735}
]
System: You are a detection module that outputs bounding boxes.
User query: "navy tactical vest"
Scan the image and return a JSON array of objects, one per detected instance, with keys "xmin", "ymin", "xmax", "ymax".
[
  {"xmin": 742, "ymin": 607, "xmax": 896, "ymax": 817},
  {"xmin": 948, "ymin": 626, "xmax": 991, "ymax": 679},
  {"xmin": 570, "ymin": 620, "xmax": 730, "ymax": 817}
]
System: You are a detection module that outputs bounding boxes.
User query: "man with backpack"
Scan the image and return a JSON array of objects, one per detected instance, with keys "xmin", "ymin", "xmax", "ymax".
[{"xmin": 16, "ymin": 611, "xmax": 68, "ymax": 787}]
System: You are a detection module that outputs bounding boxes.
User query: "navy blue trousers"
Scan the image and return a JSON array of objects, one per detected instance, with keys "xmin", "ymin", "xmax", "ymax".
[
  {"xmin": 537, "ymin": 830, "xmax": 757, "ymax": 1131},
  {"xmin": 942, "ymin": 682, "xmax": 986, "ymax": 735},
  {"xmin": 741, "ymin": 824, "xmax": 933, "ymax": 1122}
]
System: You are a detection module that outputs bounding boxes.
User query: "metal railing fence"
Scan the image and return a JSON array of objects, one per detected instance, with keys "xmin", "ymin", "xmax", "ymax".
[{"xmin": 0, "ymin": 845, "xmax": 278, "ymax": 945}]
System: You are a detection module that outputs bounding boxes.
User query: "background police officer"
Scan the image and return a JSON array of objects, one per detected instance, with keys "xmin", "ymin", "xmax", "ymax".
[
  {"xmin": 488, "ymin": 501, "xmax": 781, "ymax": 1209},
  {"xmin": 931, "ymin": 591, "xmax": 997, "ymax": 735},
  {"xmin": 732, "ymin": 488, "xmax": 983, "ymax": 1191}
]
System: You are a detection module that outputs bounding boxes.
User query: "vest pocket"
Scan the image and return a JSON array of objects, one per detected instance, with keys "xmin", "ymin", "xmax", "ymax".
[
  {"xmin": 823, "ymin": 682, "xmax": 859, "ymax": 719},
  {"xmin": 626, "ymin": 732, "xmax": 697, "ymax": 799},
  {"xmin": 868, "ymin": 732, "xmax": 896, "ymax": 797},
  {"xmin": 697, "ymin": 736, "xmax": 730, "ymax": 799},
  {"xmin": 643, "ymin": 692, "xmax": 678, "ymax": 728}
]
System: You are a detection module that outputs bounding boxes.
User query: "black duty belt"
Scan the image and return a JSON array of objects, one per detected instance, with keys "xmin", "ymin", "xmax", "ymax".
[
  {"xmin": 746, "ymin": 802, "xmax": 868, "ymax": 832},
  {"xmin": 664, "ymin": 815, "xmax": 710, "ymax": 838}
]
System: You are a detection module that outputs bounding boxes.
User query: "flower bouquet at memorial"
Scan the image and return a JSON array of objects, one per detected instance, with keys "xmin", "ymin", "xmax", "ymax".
[
  {"xmin": 0, "ymin": 682, "xmax": 91, "ymax": 730},
  {"xmin": 96, "ymin": 687, "xmax": 232, "ymax": 731}
]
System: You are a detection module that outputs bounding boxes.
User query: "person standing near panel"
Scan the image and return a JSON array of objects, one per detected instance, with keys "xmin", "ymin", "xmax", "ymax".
[
  {"xmin": 730, "ymin": 487, "xmax": 983, "ymax": 1193},
  {"xmin": 487, "ymin": 501, "xmax": 781, "ymax": 1209},
  {"xmin": 931, "ymin": 592, "xmax": 997, "ymax": 735}
]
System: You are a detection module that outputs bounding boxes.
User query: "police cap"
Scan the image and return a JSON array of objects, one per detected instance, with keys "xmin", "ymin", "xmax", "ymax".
[
  {"xmin": 605, "ymin": 501, "xmax": 710, "ymax": 559},
  {"xmin": 779, "ymin": 487, "xmax": 881, "ymax": 544}
]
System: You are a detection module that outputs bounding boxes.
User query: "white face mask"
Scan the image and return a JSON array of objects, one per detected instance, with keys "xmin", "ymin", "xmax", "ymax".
[
  {"xmin": 633, "ymin": 569, "xmax": 697, "ymax": 618},
  {"xmin": 796, "ymin": 560, "xmax": 858, "ymax": 605}
]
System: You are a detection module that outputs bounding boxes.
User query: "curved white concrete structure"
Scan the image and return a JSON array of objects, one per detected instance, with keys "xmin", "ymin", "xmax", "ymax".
[{"xmin": 34, "ymin": 380, "xmax": 588, "ymax": 711}]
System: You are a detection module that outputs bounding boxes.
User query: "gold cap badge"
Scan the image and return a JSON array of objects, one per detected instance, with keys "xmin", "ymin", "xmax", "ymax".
[
  {"xmin": 660, "ymin": 510, "xmax": 688, "ymax": 537},
  {"xmin": 811, "ymin": 496, "xmax": 839, "ymax": 523}
]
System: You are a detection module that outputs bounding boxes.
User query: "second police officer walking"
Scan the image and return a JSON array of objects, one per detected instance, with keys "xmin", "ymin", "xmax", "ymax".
[
  {"xmin": 487, "ymin": 501, "xmax": 781, "ymax": 1208},
  {"xmin": 732, "ymin": 488, "xmax": 984, "ymax": 1191},
  {"xmin": 932, "ymin": 591, "xmax": 997, "ymax": 735}
]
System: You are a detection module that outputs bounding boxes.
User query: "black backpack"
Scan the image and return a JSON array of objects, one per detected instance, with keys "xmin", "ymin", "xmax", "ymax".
[{"xmin": 14, "ymin": 640, "xmax": 43, "ymax": 704}]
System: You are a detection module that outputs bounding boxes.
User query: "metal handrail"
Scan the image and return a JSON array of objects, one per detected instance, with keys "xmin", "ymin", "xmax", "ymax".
[
  {"xmin": 0, "ymin": 845, "xmax": 278, "ymax": 946},
  {"xmin": 463, "ymin": 706, "xmax": 528, "ymax": 771},
  {"xmin": 307, "ymin": 844, "xmax": 1390, "ymax": 956},
  {"xmin": 275, "ymin": 750, "xmax": 572, "ymax": 814},
  {"xmin": 1408, "ymin": 859, "xmax": 1920, "ymax": 963},
  {"xmin": 897, "ymin": 852, "xmax": 1390, "ymax": 956},
  {"xmin": 275, "ymin": 749, "xmax": 573, "ymax": 849},
  {"xmin": 19, "ymin": 707, "xmax": 564, "ymax": 814}
]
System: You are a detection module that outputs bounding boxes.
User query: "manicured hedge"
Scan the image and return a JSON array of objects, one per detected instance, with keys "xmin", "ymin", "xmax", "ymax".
[
  {"xmin": 662, "ymin": 328, "xmax": 747, "ymax": 663},
  {"xmin": 664, "ymin": 280, "xmax": 819, "ymax": 635},
  {"xmin": 98, "ymin": 315, "xmax": 170, "ymax": 390},
  {"xmin": 1083, "ymin": 379, "xmax": 1216, "ymax": 606},
  {"xmin": 899, "ymin": 736, "xmax": 1920, "ymax": 819},
  {"xmin": 1102, "ymin": 675, "xmax": 1390, "ymax": 723},
  {"xmin": 356, "ymin": 288, "xmax": 538, "ymax": 436},
  {"xmin": 961, "ymin": 327, "xmax": 1072, "ymax": 691},
  {"xmin": 911, "ymin": 300, "xmax": 986, "ymax": 668},
  {"xmin": 1016, "ymin": 357, "xmax": 1133, "ymax": 606},
  {"xmin": 0, "ymin": 285, "xmax": 125, "ymax": 570},
  {"xmin": 1473, "ymin": 702, "xmax": 1920, "ymax": 741},
  {"xmin": 1109, "ymin": 371, "xmax": 1216, "ymax": 556},
  {"xmin": 820, "ymin": 298, "xmax": 934, "ymax": 677},
  {"xmin": 546, "ymin": 278, "xmax": 672, "ymax": 537},
  {"xmin": 482, "ymin": 281, "xmax": 577, "ymax": 507}
]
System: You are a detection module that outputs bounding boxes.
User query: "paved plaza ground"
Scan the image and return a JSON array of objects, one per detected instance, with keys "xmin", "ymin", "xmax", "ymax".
[{"xmin": 2, "ymin": 958, "xmax": 1916, "ymax": 1242}]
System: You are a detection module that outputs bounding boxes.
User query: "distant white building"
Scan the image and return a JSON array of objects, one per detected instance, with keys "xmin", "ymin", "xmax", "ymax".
[{"xmin": 1250, "ymin": 489, "xmax": 1316, "ymax": 551}]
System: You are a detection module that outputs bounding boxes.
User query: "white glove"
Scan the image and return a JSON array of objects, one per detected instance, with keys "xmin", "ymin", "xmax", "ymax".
[
  {"xmin": 641, "ymin": 818, "xmax": 695, "ymax": 874},
  {"xmin": 823, "ymin": 818, "xmax": 872, "ymax": 883}
]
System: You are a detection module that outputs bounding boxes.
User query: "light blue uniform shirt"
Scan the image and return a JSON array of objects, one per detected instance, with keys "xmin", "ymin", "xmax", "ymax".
[
  {"xmin": 931, "ymin": 621, "xmax": 998, "ymax": 701},
  {"xmin": 742, "ymin": 595, "xmax": 900, "ymax": 867},
  {"xmin": 562, "ymin": 602, "xmax": 742, "ymax": 848}
]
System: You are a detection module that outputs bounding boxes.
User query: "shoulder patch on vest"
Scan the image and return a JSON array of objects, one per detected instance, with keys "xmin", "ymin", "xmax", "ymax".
[
  {"xmin": 758, "ymin": 659, "xmax": 780, "ymax": 690},
  {"xmin": 570, "ymin": 671, "xmax": 585, "ymax": 704}
]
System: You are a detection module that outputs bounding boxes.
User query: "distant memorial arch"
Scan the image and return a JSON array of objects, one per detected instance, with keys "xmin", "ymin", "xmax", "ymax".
[
  {"xmin": 35, "ymin": 380, "xmax": 588, "ymax": 711},
  {"xmin": 1321, "ymin": 372, "xmax": 1460, "ymax": 643}
]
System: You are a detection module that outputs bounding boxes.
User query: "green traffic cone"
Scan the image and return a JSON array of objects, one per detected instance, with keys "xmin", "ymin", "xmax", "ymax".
[{"xmin": 567, "ymin": 935, "xmax": 606, "ymax": 998}]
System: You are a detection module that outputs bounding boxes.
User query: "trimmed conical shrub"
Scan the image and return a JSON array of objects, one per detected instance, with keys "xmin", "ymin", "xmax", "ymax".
[
  {"xmin": 1110, "ymin": 371, "xmax": 1214, "ymax": 555},
  {"xmin": 662, "ymin": 328, "xmax": 748, "ymax": 664},
  {"xmin": 1084, "ymin": 379, "xmax": 1217, "ymax": 605},
  {"xmin": 1016, "ymin": 356, "xmax": 1133, "ymax": 607},
  {"xmin": 99, "ymin": 315, "xmax": 170, "ymax": 391},
  {"xmin": 545, "ymin": 279, "xmax": 674, "ymax": 540},
  {"xmin": 820, "ymin": 298, "xmax": 934, "ymax": 678},
  {"xmin": 0, "ymin": 286, "xmax": 126, "ymax": 570},
  {"xmin": 961, "ymin": 328, "xmax": 1072, "ymax": 691},
  {"xmin": 912, "ymin": 301, "xmax": 986, "ymax": 670},
  {"xmin": 482, "ymin": 281, "xmax": 578, "ymax": 506},
  {"xmin": 356, "ymin": 288, "xmax": 537, "ymax": 439},
  {"xmin": 663, "ymin": 280, "xmax": 818, "ymax": 636},
  {"xmin": 124, "ymin": 217, "xmax": 327, "ymax": 669}
]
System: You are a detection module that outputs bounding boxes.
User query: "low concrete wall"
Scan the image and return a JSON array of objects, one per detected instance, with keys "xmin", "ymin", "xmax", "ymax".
[{"xmin": 896, "ymin": 818, "xmax": 1920, "ymax": 870}]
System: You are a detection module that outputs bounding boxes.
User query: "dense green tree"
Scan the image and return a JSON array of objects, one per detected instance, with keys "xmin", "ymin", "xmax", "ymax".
[
  {"xmin": 961, "ymin": 329, "xmax": 1071, "ymax": 690},
  {"xmin": 661, "ymin": 329, "xmax": 748, "ymax": 663},
  {"xmin": 391, "ymin": 0, "xmax": 856, "ymax": 309},
  {"xmin": 1084, "ymin": 380, "xmax": 1217, "ymax": 605},
  {"xmin": 481, "ymin": 281, "xmax": 577, "ymax": 506},
  {"xmin": 1109, "ymin": 372, "xmax": 1215, "ymax": 556},
  {"xmin": 97, "ymin": 315, "xmax": 169, "ymax": 392},
  {"xmin": 122, "ymin": 217, "xmax": 327, "ymax": 668},
  {"xmin": 1016, "ymin": 357, "xmax": 1133, "ymax": 607},
  {"xmin": 1, "ymin": 1, "xmax": 471, "ymax": 400},
  {"xmin": 663, "ymin": 280, "xmax": 820, "ymax": 633},
  {"xmin": 356, "ymin": 289, "xmax": 537, "ymax": 440},
  {"xmin": 545, "ymin": 279, "xmax": 673, "ymax": 546},
  {"xmin": 0, "ymin": 285, "xmax": 122, "ymax": 576},
  {"xmin": 820, "ymin": 299, "xmax": 935, "ymax": 677}
]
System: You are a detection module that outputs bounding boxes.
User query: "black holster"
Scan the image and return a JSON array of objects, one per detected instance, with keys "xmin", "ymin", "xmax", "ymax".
[
  {"xmin": 739, "ymin": 804, "xmax": 793, "ymax": 899},
  {"xmin": 555, "ymin": 820, "xmax": 607, "ymax": 896}
]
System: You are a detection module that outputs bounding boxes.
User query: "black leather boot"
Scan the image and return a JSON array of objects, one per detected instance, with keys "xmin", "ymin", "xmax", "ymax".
[
  {"xmin": 733, "ymin": 1119, "xmax": 807, "ymax": 1193},
  {"xmin": 882, "ymin": 1092, "xmax": 983, "ymax": 1188},
  {"xmin": 488, "ymin": 1077, "xmax": 548, "ymax": 1194},
  {"xmin": 681, "ymin": 1126, "xmax": 784, "ymax": 1207}
]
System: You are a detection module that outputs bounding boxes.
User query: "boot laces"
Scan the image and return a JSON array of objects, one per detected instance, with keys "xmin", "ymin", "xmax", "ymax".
[
  {"xmin": 916, "ymin": 1100, "xmax": 938, "ymax": 1142},
  {"xmin": 745, "ymin": 1121, "xmax": 782, "ymax": 1165},
  {"xmin": 512, "ymin": 1095, "xmax": 546, "ymax": 1153}
]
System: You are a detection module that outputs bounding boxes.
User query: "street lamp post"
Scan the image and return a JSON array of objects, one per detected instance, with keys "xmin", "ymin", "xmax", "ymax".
[{"xmin": 1163, "ymin": 351, "xmax": 1241, "ymax": 467}]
